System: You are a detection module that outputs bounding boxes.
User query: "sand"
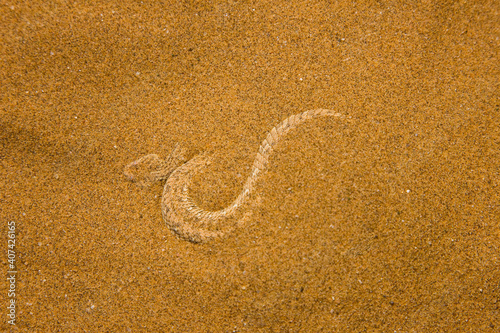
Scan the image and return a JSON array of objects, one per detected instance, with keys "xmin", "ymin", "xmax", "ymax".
[{"xmin": 1, "ymin": 1, "xmax": 499, "ymax": 332}]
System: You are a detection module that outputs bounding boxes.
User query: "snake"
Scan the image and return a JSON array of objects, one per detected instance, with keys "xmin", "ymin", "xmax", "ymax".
[{"xmin": 124, "ymin": 109, "xmax": 343, "ymax": 243}]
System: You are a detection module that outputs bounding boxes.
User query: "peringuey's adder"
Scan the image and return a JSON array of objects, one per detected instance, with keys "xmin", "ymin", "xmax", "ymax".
[{"xmin": 124, "ymin": 109, "xmax": 343, "ymax": 243}]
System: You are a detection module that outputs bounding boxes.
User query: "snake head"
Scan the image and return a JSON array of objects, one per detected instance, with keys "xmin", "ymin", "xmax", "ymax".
[
  {"xmin": 124, "ymin": 144, "xmax": 188, "ymax": 187},
  {"xmin": 124, "ymin": 154, "xmax": 164, "ymax": 187}
]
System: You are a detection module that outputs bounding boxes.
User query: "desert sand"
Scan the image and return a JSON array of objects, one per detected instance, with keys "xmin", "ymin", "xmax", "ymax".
[{"xmin": 1, "ymin": 1, "xmax": 498, "ymax": 332}]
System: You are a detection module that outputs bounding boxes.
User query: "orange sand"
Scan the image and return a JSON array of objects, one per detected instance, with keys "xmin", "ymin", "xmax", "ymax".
[{"xmin": 1, "ymin": 1, "xmax": 499, "ymax": 332}]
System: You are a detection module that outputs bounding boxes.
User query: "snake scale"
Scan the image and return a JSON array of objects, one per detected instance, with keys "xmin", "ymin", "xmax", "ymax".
[{"xmin": 124, "ymin": 109, "xmax": 343, "ymax": 243}]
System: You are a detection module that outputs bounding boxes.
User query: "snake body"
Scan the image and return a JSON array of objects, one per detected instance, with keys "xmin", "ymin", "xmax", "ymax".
[{"xmin": 125, "ymin": 109, "xmax": 342, "ymax": 243}]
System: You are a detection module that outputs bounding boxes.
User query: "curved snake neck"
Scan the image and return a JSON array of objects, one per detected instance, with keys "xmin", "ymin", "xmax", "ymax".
[{"xmin": 125, "ymin": 109, "xmax": 343, "ymax": 243}]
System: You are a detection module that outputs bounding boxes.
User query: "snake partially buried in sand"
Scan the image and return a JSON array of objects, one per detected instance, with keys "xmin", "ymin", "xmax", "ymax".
[{"xmin": 124, "ymin": 109, "xmax": 343, "ymax": 243}]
